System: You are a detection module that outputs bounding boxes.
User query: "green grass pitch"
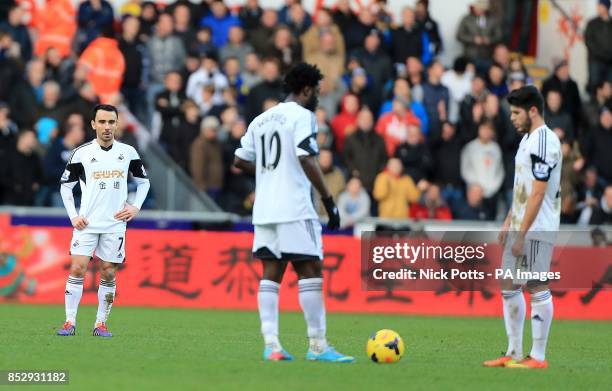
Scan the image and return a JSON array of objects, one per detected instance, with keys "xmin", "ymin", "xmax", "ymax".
[{"xmin": 1, "ymin": 304, "xmax": 610, "ymax": 390}]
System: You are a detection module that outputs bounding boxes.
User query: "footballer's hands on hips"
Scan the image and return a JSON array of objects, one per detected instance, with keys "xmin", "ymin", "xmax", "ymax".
[
  {"xmin": 114, "ymin": 204, "xmax": 139, "ymax": 222},
  {"xmin": 322, "ymin": 196, "xmax": 340, "ymax": 230},
  {"xmin": 71, "ymin": 216, "xmax": 89, "ymax": 230},
  {"xmin": 511, "ymin": 233, "xmax": 526, "ymax": 257}
]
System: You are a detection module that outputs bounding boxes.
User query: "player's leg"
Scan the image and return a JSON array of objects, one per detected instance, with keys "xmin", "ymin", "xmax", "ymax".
[
  {"xmin": 286, "ymin": 219, "xmax": 354, "ymax": 363},
  {"xmin": 253, "ymin": 224, "xmax": 293, "ymax": 360},
  {"xmin": 506, "ymin": 240, "xmax": 554, "ymax": 369},
  {"xmin": 58, "ymin": 232, "xmax": 96, "ymax": 336},
  {"xmin": 92, "ymin": 233, "xmax": 125, "ymax": 337},
  {"xmin": 484, "ymin": 233, "xmax": 526, "ymax": 366}
]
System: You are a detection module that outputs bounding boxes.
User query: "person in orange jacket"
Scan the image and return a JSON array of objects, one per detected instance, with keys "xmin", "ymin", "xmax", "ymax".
[
  {"xmin": 77, "ymin": 36, "xmax": 126, "ymax": 104},
  {"xmin": 33, "ymin": 0, "xmax": 77, "ymax": 59}
]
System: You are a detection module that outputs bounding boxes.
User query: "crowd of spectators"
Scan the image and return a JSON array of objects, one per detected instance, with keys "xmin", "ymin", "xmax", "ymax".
[{"xmin": 0, "ymin": 0, "xmax": 611, "ymax": 227}]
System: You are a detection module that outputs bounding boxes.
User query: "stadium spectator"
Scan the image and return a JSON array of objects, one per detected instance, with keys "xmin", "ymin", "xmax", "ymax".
[
  {"xmin": 583, "ymin": 80, "xmax": 611, "ymax": 132},
  {"xmin": 373, "ymin": 158, "xmax": 420, "ymax": 219},
  {"xmin": 380, "ymin": 78, "xmax": 429, "ymax": 134},
  {"xmin": 456, "ymin": 0, "xmax": 502, "ymax": 71},
  {"xmin": 34, "ymin": 0, "xmax": 76, "ymax": 59},
  {"xmin": 545, "ymin": 89, "xmax": 574, "ymax": 142},
  {"xmin": 0, "ymin": 3, "xmax": 32, "ymax": 61},
  {"xmin": 394, "ymin": 124, "xmax": 432, "ymax": 184},
  {"xmin": 301, "ymin": 8, "xmax": 345, "ymax": 63},
  {"xmin": 315, "ymin": 107, "xmax": 333, "ymax": 150},
  {"xmin": 429, "ymin": 121, "xmax": 464, "ymax": 211},
  {"xmin": 541, "ymin": 59, "xmax": 582, "ymax": 132},
  {"xmin": 200, "ymin": 0, "xmax": 240, "ymax": 48},
  {"xmin": 221, "ymin": 57, "xmax": 244, "ymax": 102},
  {"xmin": 376, "ymin": 98, "xmax": 421, "ymax": 156},
  {"xmin": 337, "ymin": 176, "xmax": 370, "ymax": 228},
  {"xmin": 119, "ymin": 0, "xmax": 142, "ymax": 18},
  {"xmin": 186, "ymin": 51, "xmax": 228, "ymax": 108},
  {"xmin": 560, "ymin": 141, "xmax": 582, "ymax": 223},
  {"xmin": 43, "ymin": 47, "xmax": 75, "ymax": 97},
  {"xmin": 238, "ymin": 0, "xmax": 263, "ymax": 32},
  {"xmin": 284, "ymin": 2, "xmax": 311, "ymax": 37},
  {"xmin": 391, "ymin": 7, "xmax": 424, "ymax": 66},
  {"xmin": 441, "ymin": 57, "xmax": 473, "ymax": 124},
  {"xmin": 306, "ymin": 31, "xmax": 344, "ymax": 88},
  {"xmin": 138, "ymin": 1, "xmax": 159, "ymax": 40},
  {"xmin": 415, "ymin": 0, "xmax": 443, "ymax": 56},
  {"xmin": 455, "ymin": 183, "xmax": 491, "ymax": 220},
  {"xmin": 172, "ymin": 99, "xmax": 201, "ymax": 173},
  {"xmin": 193, "ymin": 26, "xmax": 216, "ymax": 58},
  {"xmin": 460, "ymin": 120, "xmax": 504, "ymax": 220},
  {"xmin": 155, "ymin": 71, "xmax": 186, "ymax": 151},
  {"xmin": 0, "ymin": 30, "xmax": 21, "ymax": 102},
  {"xmin": 0, "ymin": 129, "xmax": 42, "ymax": 206},
  {"xmin": 422, "ymin": 60, "xmax": 449, "ymax": 135},
  {"xmin": 76, "ymin": 0, "xmax": 114, "ymax": 52},
  {"xmin": 410, "ymin": 184, "xmax": 452, "ymax": 220},
  {"xmin": 316, "ymin": 149, "xmax": 346, "ymax": 217},
  {"xmin": 220, "ymin": 26, "xmax": 253, "ymax": 70},
  {"xmin": 37, "ymin": 80, "xmax": 65, "ymax": 126},
  {"xmin": 190, "ymin": 115, "xmax": 223, "ymax": 198},
  {"xmin": 173, "ymin": 3, "xmax": 197, "ymax": 54},
  {"xmin": 576, "ymin": 166, "xmax": 605, "ymax": 225},
  {"xmin": 330, "ymin": 94, "xmax": 359, "ymax": 153},
  {"xmin": 584, "ymin": 0, "xmax": 612, "ymax": 95},
  {"xmin": 582, "ymin": 107, "xmax": 612, "ymax": 184},
  {"xmin": 64, "ymin": 82, "xmax": 99, "ymax": 128},
  {"xmin": 590, "ymin": 185, "xmax": 612, "ymax": 225},
  {"xmin": 0, "ymin": 102, "xmax": 17, "ymax": 157},
  {"xmin": 343, "ymin": 107, "xmax": 387, "ymax": 194},
  {"xmin": 459, "ymin": 74, "xmax": 488, "ymax": 138},
  {"xmin": 248, "ymin": 9, "xmax": 277, "ymax": 55},
  {"xmin": 118, "ymin": 15, "xmax": 148, "ymax": 124},
  {"xmin": 221, "ymin": 119, "xmax": 254, "ymax": 215},
  {"xmin": 318, "ymin": 76, "xmax": 346, "ymax": 119},
  {"xmin": 405, "ymin": 56, "xmax": 425, "ymax": 102},
  {"xmin": 492, "ymin": 43, "xmax": 510, "ymax": 71},
  {"xmin": 240, "ymin": 52, "xmax": 262, "ymax": 92},
  {"xmin": 266, "ymin": 25, "xmax": 301, "ymax": 74},
  {"xmin": 78, "ymin": 35, "xmax": 126, "ymax": 104},
  {"xmin": 245, "ymin": 58, "xmax": 283, "ymax": 123},
  {"xmin": 487, "ymin": 62, "xmax": 508, "ymax": 98},
  {"xmin": 350, "ymin": 29, "xmax": 392, "ymax": 106},
  {"xmin": 147, "ymin": 12, "xmax": 186, "ymax": 119},
  {"xmin": 9, "ymin": 58, "xmax": 45, "ymax": 129},
  {"xmin": 340, "ymin": 7, "xmax": 376, "ymax": 55},
  {"xmin": 41, "ymin": 113, "xmax": 85, "ymax": 206}
]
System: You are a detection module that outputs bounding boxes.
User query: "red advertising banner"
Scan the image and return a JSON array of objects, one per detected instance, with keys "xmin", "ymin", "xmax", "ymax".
[{"xmin": 1, "ymin": 221, "xmax": 611, "ymax": 320}]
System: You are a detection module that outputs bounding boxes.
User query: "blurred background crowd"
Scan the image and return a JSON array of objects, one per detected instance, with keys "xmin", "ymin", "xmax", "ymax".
[{"xmin": 0, "ymin": 0, "xmax": 611, "ymax": 227}]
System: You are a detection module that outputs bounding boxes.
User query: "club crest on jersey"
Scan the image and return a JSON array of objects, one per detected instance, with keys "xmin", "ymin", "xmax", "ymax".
[
  {"xmin": 118, "ymin": 154, "xmax": 124, "ymax": 161},
  {"xmin": 92, "ymin": 170, "xmax": 125, "ymax": 179}
]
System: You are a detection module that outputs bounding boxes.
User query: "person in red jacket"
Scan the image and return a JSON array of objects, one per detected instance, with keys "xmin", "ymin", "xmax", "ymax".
[{"xmin": 330, "ymin": 93, "xmax": 359, "ymax": 153}]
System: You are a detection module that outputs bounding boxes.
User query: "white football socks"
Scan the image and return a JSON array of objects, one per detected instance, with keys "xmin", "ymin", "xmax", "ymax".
[
  {"xmin": 298, "ymin": 278, "xmax": 328, "ymax": 353},
  {"xmin": 65, "ymin": 275, "xmax": 84, "ymax": 325},
  {"xmin": 530, "ymin": 290, "xmax": 553, "ymax": 361},
  {"xmin": 95, "ymin": 279, "xmax": 116, "ymax": 326},
  {"xmin": 502, "ymin": 289, "xmax": 525, "ymax": 359},
  {"xmin": 258, "ymin": 280, "xmax": 282, "ymax": 351}
]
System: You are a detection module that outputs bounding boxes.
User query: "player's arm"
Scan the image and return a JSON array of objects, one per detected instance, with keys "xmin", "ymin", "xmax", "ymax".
[
  {"xmin": 295, "ymin": 111, "xmax": 340, "ymax": 229},
  {"xmin": 60, "ymin": 151, "xmax": 88, "ymax": 230},
  {"xmin": 233, "ymin": 122, "xmax": 256, "ymax": 175},
  {"xmin": 115, "ymin": 150, "xmax": 150, "ymax": 222}
]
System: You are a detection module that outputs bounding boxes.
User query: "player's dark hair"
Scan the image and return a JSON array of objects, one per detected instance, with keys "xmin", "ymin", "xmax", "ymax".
[
  {"xmin": 506, "ymin": 85, "xmax": 544, "ymax": 115},
  {"xmin": 92, "ymin": 104, "xmax": 118, "ymax": 120},
  {"xmin": 283, "ymin": 63, "xmax": 323, "ymax": 95}
]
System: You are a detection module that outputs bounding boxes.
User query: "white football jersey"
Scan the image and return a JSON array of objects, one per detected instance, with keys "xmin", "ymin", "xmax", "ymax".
[
  {"xmin": 235, "ymin": 101, "xmax": 319, "ymax": 224},
  {"xmin": 61, "ymin": 140, "xmax": 148, "ymax": 233},
  {"xmin": 510, "ymin": 125, "xmax": 562, "ymax": 242}
]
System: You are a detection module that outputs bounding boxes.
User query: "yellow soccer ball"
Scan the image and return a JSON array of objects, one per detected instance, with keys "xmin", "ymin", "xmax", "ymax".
[{"xmin": 366, "ymin": 329, "xmax": 405, "ymax": 363}]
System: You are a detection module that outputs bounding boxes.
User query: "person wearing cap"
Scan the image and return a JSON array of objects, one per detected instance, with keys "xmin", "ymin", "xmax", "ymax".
[
  {"xmin": 190, "ymin": 115, "xmax": 224, "ymax": 198},
  {"xmin": 456, "ymin": 0, "xmax": 502, "ymax": 71},
  {"xmin": 585, "ymin": 0, "xmax": 612, "ymax": 95}
]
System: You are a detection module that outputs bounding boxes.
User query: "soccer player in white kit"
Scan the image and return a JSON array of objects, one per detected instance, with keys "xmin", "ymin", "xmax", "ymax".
[
  {"xmin": 57, "ymin": 104, "xmax": 150, "ymax": 337},
  {"xmin": 234, "ymin": 63, "xmax": 354, "ymax": 362},
  {"xmin": 484, "ymin": 86, "xmax": 562, "ymax": 369}
]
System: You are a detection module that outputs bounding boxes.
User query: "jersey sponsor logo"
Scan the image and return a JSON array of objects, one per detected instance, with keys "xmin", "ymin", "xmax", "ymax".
[{"xmin": 92, "ymin": 170, "xmax": 125, "ymax": 179}]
